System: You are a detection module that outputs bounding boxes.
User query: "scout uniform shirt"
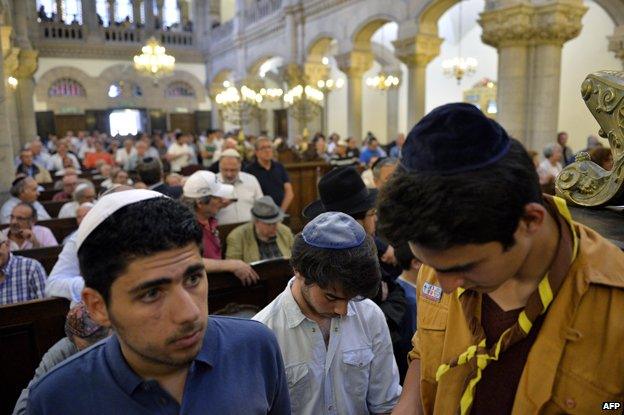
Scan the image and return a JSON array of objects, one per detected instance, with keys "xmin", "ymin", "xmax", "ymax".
[{"xmin": 410, "ymin": 199, "xmax": 624, "ymax": 414}]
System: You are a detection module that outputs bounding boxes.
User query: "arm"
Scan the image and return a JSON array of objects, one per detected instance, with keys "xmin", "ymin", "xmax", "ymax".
[
  {"xmin": 29, "ymin": 261, "xmax": 47, "ymax": 300},
  {"xmin": 392, "ymin": 359, "xmax": 423, "ymax": 415},
  {"xmin": 202, "ymin": 258, "xmax": 259, "ymax": 286},
  {"xmin": 45, "ymin": 234, "xmax": 84, "ymax": 303},
  {"xmin": 225, "ymin": 230, "xmax": 244, "ymax": 261},
  {"xmin": 280, "ymin": 182, "xmax": 294, "ymax": 212}
]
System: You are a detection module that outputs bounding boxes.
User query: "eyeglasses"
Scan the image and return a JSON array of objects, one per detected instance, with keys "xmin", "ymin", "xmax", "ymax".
[
  {"xmin": 10, "ymin": 215, "xmax": 32, "ymax": 222},
  {"xmin": 257, "ymin": 146, "xmax": 272, "ymax": 151}
]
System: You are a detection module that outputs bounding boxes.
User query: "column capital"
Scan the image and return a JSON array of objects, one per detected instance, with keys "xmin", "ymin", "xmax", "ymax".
[
  {"xmin": 608, "ymin": 26, "xmax": 624, "ymax": 65},
  {"xmin": 304, "ymin": 61, "xmax": 329, "ymax": 87},
  {"xmin": 480, "ymin": 1, "xmax": 587, "ymax": 48},
  {"xmin": 14, "ymin": 49, "xmax": 38, "ymax": 78},
  {"xmin": 393, "ymin": 33, "xmax": 443, "ymax": 67},
  {"xmin": 335, "ymin": 50, "xmax": 373, "ymax": 78}
]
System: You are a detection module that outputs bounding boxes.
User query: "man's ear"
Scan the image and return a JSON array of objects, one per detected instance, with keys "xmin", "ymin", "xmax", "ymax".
[
  {"xmin": 82, "ymin": 287, "xmax": 112, "ymax": 328},
  {"xmin": 519, "ymin": 202, "xmax": 547, "ymax": 236}
]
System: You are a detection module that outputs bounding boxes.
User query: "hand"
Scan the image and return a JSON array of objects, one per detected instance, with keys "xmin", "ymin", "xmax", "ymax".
[
  {"xmin": 231, "ymin": 260, "xmax": 260, "ymax": 286},
  {"xmin": 20, "ymin": 228, "xmax": 34, "ymax": 241},
  {"xmin": 381, "ymin": 245, "xmax": 398, "ymax": 265}
]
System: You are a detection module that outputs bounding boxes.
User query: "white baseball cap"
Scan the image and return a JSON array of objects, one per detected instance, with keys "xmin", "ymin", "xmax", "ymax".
[{"xmin": 183, "ymin": 170, "xmax": 234, "ymax": 199}]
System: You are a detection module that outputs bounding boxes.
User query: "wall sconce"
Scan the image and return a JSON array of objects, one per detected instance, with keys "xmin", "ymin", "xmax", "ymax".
[{"xmin": 7, "ymin": 77, "xmax": 18, "ymax": 89}]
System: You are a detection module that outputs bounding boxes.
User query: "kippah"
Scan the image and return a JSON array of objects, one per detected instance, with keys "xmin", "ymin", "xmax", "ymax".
[
  {"xmin": 76, "ymin": 189, "xmax": 165, "ymax": 250},
  {"xmin": 401, "ymin": 102, "xmax": 511, "ymax": 174},
  {"xmin": 302, "ymin": 212, "xmax": 366, "ymax": 249}
]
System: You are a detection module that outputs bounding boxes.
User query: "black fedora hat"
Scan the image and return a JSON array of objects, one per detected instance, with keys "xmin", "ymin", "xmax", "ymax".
[{"xmin": 302, "ymin": 167, "xmax": 378, "ymax": 219}]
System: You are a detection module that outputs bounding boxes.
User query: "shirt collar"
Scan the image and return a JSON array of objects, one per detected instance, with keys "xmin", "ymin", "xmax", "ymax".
[
  {"xmin": 148, "ymin": 181, "xmax": 164, "ymax": 190},
  {"xmin": 217, "ymin": 173, "xmax": 241, "ymax": 185},
  {"xmin": 1, "ymin": 252, "xmax": 14, "ymax": 274},
  {"xmin": 282, "ymin": 277, "xmax": 356, "ymax": 329}
]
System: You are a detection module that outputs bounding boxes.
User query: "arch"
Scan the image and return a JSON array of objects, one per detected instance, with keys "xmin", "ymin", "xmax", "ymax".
[
  {"xmin": 48, "ymin": 78, "xmax": 86, "ymax": 97},
  {"xmin": 306, "ymin": 34, "xmax": 337, "ymax": 58},
  {"xmin": 35, "ymin": 66, "xmax": 93, "ymax": 103},
  {"xmin": 593, "ymin": 0, "xmax": 624, "ymax": 25},
  {"xmin": 417, "ymin": 0, "xmax": 459, "ymax": 36},
  {"xmin": 247, "ymin": 54, "xmax": 286, "ymax": 77},
  {"xmin": 352, "ymin": 16, "xmax": 398, "ymax": 47},
  {"xmin": 210, "ymin": 68, "xmax": 233, "ymax": 93},
  {"xmin": 165, "ymin": 70, "xmax": 207, "ymax": 102},
  {"xmin": 165, "ymin": 80, "xmax": 196, "ymax": 98}
]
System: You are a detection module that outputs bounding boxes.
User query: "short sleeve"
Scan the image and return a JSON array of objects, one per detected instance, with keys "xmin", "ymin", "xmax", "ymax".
[{"xmin": 279, "ymin": 164, "xmax": 290, "ymax": 183}]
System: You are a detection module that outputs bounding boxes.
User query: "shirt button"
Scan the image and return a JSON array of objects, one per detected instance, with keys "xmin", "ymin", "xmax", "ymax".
[{"xmin": 565, "ymin": 398, "xmax": 576, "ymax": 409}]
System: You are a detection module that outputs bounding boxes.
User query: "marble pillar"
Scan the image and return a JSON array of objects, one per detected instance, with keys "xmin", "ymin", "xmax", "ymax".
[
  {"xmin": 386, "ymin": 72, "xmax": 401, "ymax": 143},
  {"xmin": 336, "ymin": 50, "xmax": 373, "ymax": 141},
  {"xmin": 81, "ymin": 0, "xmax": 100, "ymax": 39},
  {"xmin": 0, "ymin": 30, "xmax": 16, "ymax": 199},
  {"xmin": 480, "ymin": 1, "xmax": 587, "ymax": 152},
  {"xmin": 394, "ymin": 33, "xmax": 442, "ymax": 127}
]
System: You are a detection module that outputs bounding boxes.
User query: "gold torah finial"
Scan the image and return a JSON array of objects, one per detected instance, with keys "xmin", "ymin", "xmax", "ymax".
[{"xmin": 555, "ymin": 71, "xmax": 624, "ymax": 206}]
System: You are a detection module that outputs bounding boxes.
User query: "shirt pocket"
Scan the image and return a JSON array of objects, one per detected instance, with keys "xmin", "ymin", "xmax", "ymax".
[
  {"xmin": 285, "ymin": 362, "xmax": 311, "ymax": 413},
  {"xmin": 545, "ymin": 369, "xmax": 624, "ymax": 414},
  {"xmin": 417, "ymin": 301, "xmax": 448, "ymax": 381},
  {"xmin": 342, "ymin": 347, "xmax": 375, "ymax": 396}
]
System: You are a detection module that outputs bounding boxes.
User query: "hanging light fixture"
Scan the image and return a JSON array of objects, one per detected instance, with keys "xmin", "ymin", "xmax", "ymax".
[
  {"xmin": 133, "ymin": 37, "xmax": 175, "ymax": 79},
  {"xmin": 7, "ymin": 77, "xmax": 18, "ymax": 89},
  {"xmin": 442, "ymin": 0, "xmax": 478, "ymax": 84},
  {"xmin": 366, "ymin": 25, "xmax": 401, "ymax": 91}
]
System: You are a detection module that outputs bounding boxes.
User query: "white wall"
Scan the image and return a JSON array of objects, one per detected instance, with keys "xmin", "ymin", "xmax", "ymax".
[
  {"xmin": 220, "ymin": 0, "xmax": 236, "ymax": 22},
  {"xmin": 558, "ymin": 0, "xmax": 620, "ymax": 152},
  {"xmin": 33, "ymin": 57, "xmax": 209, "ymax": 111}
]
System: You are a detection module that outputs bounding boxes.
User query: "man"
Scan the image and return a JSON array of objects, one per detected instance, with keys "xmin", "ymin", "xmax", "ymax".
[
  {"xmin": 182, "ymin": 171, "xmax": 261, "ymax": 286},
  {"xmin": 47, "ymin": 140, "xmax": 81, "ymax": 171},
  {"xmin": 28, "ymin": 140, "xmax": 51, "ymax": 169},
  {"xmin": 58, "ymin": 181, "xmax": 97, "ymax": 218},
  {"xmin": 1, "ymin": 203, "xmax": 58, "ymax": 250},
  {"xmin": 0, "ymin": 231, "xmax": 47, "ymax": 305},
  {"xmin": 329, "ymin": 138, "xmax": 359, "ymax": 168},
  {"xmin": 556, "ymin": 131, "xmax": 574, "ymax": 165},
  {"xmin": 390, "ymin": 133, "xmax": 406, "ymax": 159},
  {"xmin": 378, "ymin": 103, "xmax": 624, "ymax": 414},
  {"xmin": 254, "ymin": 212, "xmax": 401, "ymax": 414},
  {"xmin": 226, "ymin": 196, "xmax": 294, "ymax": 263},
  {"xmin": 1, "ymin": 177, "xmax": 51, "ymax": 224},
  {"xmin": 245, "ymin": 137, "xmax": 294, "ymax": 212},
  {"xmin": 115, "ymin": 138, "xmax": 137, "ymax": 170},
  {"xmin": 28, "ymin": 190, "xmax": 291, "ymax": 414},
  {"xmin": 359, "ymin": 136, "xmax": 387, "ymax": 166},
  {"xmin": 216, "ymin": 149, "xmax": 264, "ymax": 225},
  {"xmin": 83, "ymin": 140, "xmax": 114, "ymax": 170},
  {"xmin": 208, "ymin": 137, "xmax": 240, "ymax": 173},
  {"xmin": 15, "ymin": 149, "xmax": 52, "ymax": 184},
  {"xmin": 136, "ymin": 157, "xmax": 182, "ymax": 199},
  {"xmin": 13, "ymin": 303, "xmax": 111, "ymax": 415},
  {"xmin": 52, "ymin": 172, "xmax": 79, "ymax": 201},
  {"xmin": 372, "ymin": 157, "xmax": 398, "ymax": 189},
  {"xmin": 537, "ymin": 143, "xmax": 563, "ymax": 191},
  {"xmin": 166, "ymin": 132, "xmax": 193, "ymax": 172}
]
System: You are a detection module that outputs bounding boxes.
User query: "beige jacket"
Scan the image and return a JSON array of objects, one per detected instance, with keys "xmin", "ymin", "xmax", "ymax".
[{"xmin": 225, "ymin": 222, "xmax": 294, "ymax": 263}]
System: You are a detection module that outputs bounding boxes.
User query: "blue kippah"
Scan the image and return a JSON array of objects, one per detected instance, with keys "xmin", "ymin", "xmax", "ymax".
[
  {"xmin": 302, "ymin": 212, "xmax": 366, "ymax": 249},
  {"xmin": 401, "ymin": 102, "xmax": 511, "ymax": 174}
]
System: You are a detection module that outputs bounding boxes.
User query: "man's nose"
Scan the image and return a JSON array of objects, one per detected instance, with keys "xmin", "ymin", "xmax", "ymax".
[{"xmin": 334, "ymin": 301, "xmax": 348, "ymax": 317}]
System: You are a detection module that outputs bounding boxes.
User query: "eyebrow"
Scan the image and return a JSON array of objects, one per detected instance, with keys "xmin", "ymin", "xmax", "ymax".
[
  {"xmin": 434, "ymin": 262, "xmax": 476, "ymax": 274},
  {"xmin": 325, "ymin": 292, "xmax": 347, "ymax": 301},
  {"xmin": 128, "ymin": 263, "xmax": 205, "ymax": 294}
]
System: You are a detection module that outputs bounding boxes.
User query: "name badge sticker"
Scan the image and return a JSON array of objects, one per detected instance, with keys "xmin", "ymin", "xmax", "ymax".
[{"xmin": 422, "ymin": 282, "xmax": 443, "ymax": 302}]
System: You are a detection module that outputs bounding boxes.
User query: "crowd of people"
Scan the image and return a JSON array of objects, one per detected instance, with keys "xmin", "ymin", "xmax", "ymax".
[{"xmin": 1, "ymin": 104, "xmax": 623, "ymax": 414}]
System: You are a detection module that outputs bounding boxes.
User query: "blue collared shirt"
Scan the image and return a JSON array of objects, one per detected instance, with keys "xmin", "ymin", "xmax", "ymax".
[
  {"xmin": 0, "ymin": 254, "xmax": 47, "ymax": 305},
  {"xmin": 28, "ymin": 316, "xmax": 291, "ymax": 414}
]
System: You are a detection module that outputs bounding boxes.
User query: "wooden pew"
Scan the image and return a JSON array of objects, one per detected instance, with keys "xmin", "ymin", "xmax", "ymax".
[
  {"xmin": 0, "ymin": 218, "xmax": 77, "ymax": 246},
  {"xmin": 38, "ymin": 189, "xmax": 64, "ymax": 202},
  {"xmin": 0, "ymin": 298, "xmax": 70, "ymax": 415},
  {"xmin": 13, "ymin": 246, "xmax": 64, "ymax": 274},
  {"xmin": 41, "ymin": 200, "xmax": 65, "ymax": 218},
  {"xmin": 284, "ymin": 161, "xmax": 331, "ymax": 232}
]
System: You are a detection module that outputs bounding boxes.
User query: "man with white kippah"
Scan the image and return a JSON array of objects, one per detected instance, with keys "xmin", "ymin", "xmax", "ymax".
[
  {"xmin": 182, "ymin": 170, "xmax": 260, "ymax": 286},
  {"xmin": 57, "ymin": 181, "xmax": 96, "ymax": 218},
  {"xmin": 253, "ymin": 212, "xmax": 401, "ymax": 415},
  {"xmin": 28, "ymin": 189, "xmax": 291, "ymax": 414}
]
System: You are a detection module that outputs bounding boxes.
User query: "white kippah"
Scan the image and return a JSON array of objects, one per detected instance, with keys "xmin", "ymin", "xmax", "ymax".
[{"xmin": 76, "ymin": 189, "xmax": 166, "ymax": 250}]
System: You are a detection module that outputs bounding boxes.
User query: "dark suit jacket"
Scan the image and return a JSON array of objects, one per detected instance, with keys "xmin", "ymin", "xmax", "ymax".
[{"xmin": 151, "ymin": 183, "xmax": 182, "ymax": 199}]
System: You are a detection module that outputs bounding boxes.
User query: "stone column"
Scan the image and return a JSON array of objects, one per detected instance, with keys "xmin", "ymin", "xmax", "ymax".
[
  {"xmin": 156, "ymin": 0, "xmax": 165, "ymax": 28},
  {"xmin": 132, "ymin": 0, "xmax": 142, "ymax": 25},
  {"xmin": 608, "ymin": 25, "xmax": 624, "ymax": 69},
  {"xmin": 81, "ymin": 0, "xmax": 99, "ymax": 40},
  {"xmin": 178, "ymin": 0, "xmax": 189, "ymax": 25},
  {"xmin": 0, "ymin": 30, "xmax": 16, "ymax": 199},
  {"xmin": 385, "ymin": 69, "xmax": 401, "ymax": 143},
  {"xmin": 480, "ymin": 1, "xmax": 586, "ymax": 151},
  {"xmin": 336, "ymin": 50, "xmax": 373, "ymax": 141},
  {"xmin": 394, "ymin": 33, "xmax": 442, "ymax": 127},
  {"xmin": 106, "ymin": 0, "xmax": 115, "ymax": 26},
  {"xmin": 55, "ymin": 0, "xmax": 64, "ymax": 22},
  {"xmin": 144, "ymin": 0, "xmax": 155, "ymax": 32},
  {"xmin": 14, "ymin": 50, "xmax": 39, "ymax": 146}
]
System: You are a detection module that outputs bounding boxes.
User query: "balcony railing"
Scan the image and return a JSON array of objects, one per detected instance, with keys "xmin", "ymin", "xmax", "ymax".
[
  {"xmin": 40, "ymin": 21, "xmax": 83, "ymax": 41},
  {"xmin": 157, "ymin": 30, "xmax": 193, "ymax": 47},
  {"xmin": 212, "ymin": 20, "xmax": 233, "ymax": 42},
  {"xmin": 103, "ymin": 27, "xmax": 141, "ymax": 43},
  {"xmin": 244, "ymin": 0, "xmax": 283, "ymax": 25}
]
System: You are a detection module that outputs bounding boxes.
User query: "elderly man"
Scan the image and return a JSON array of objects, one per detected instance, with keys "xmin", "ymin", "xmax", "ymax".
[
  {"xmin": 166, "ymin": 132, "xmax": 193, "ymax": 172},
  {"xmin": 83, "ymin": 140, "xmax": 114, "ymax": 170},
  {"xmin": 183, "ymin": 171, "xmax": 261, "ymax": 286},
  {"xmin": 28, "ymin": 140, "xmax": 51, "ymax": 168},
  {"xmin": 372, "ymin": 157, "xmax": 398, "ymax": 189},
  {"xmin": 58, "ymin": 181, "xmax": 97, "ymax": 218},
  {"xmin": 216, "ymin": 149, "xmax": 264, "ymax": 225},
  {"xmin": 28, "ymin": 190, "xmax": 291, "ymax": 414},
  {"xmin": 1, "ymin": 177, "xmax": 51, "ymax": 224},
  {"xmin": 136, "ymin": 157, "xmax": 182, "ymax": 198},
  {"xmin": 245, "ymin": 137, "xmax": 294, "ymax": 212},
  {"xmin": 1, "ymin": 203, "xmax": 58, "ymax": 250},
  {"xmin": 52, "ymin": 172, "xmax": 79, "ymax": 201},
  {"xmin": 15, "ymin": 149, "xmax": 52, "ymax": 184},
  {"xmin": 115, "ymin": 138, "xmax": 137, "ymax": 171},
  {"xmin": 0, "ymin": 232, "xmax": 47, "ymax": 305},
  {"xmin": 254, "ymin": 212, "xmax": 401, "ymax": 414},
  {"xmin": 390, "ymin": 133, "xmax": 406, "ymax": 158},
  {"xmin": 47, "ymin": 140, "xmax": 81, "ymax": 171},
  {"xmin": 329, "ymin": 138, "xmax": 359, "ymax": 168},
  {"xmin": 226, "ymin": 196, "xmax": 294, "ymax": 263}
]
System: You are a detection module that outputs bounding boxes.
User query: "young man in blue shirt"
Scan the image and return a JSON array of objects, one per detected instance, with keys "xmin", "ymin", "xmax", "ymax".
[{"xmin": 27, "ymin": 189, "xmax": 291, "ymax": 414}]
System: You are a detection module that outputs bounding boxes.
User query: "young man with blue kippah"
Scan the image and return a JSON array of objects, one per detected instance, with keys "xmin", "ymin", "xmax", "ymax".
[
  {"xmin": 253, "ymin": 212, "xmax": 402, "ymax": 415},
  {"xmin": 26, "ymin": 189, "xmax": 291, "ymax": 414},
  {"xmin": 378, "ymin": 103, "xmax": 624, "ymax": 414}
]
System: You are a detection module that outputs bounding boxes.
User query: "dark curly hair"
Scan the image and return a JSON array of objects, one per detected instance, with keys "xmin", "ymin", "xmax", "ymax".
[
  {"xmin": 377, "ymin": 138, "xmax": 542, "ymax": 251},
  {"xmin": 78, "ymin": 197, "xmax": 202, "ymax": 303}
]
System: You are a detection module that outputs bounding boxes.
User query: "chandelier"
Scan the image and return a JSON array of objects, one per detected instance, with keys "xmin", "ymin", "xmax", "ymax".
[
  {"xmin": 365, "ymin": 72, "xmax": 400, "ymax": 91},
  {"xmin": 316, "ymin": 78, "xmax": 344, "ymax": 93},
  {"xmin": 215, "ymin": 81, "xmax": 264, "ymax": 127},
  {"xmin": 259, "ymin": 87, "xmax": 284, "ymax": 101},
  {"xmin": 283, "ymin": 84, "xmax": 324, "ymax": 133},
  {"xmin": 442, "ymin": 0, "xmax": 477, "ymax": 84},
  {"xmin": 133, "ymin": 37, "xmax": 175, "ymax": 79}
]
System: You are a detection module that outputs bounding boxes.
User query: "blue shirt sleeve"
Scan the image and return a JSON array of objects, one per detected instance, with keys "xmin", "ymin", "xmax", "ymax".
[{"xmin": 278, "ymin": 163, "xmax": 290, "ymax": 184}]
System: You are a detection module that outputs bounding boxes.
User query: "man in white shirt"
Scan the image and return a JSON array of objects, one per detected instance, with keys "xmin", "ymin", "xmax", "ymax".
[
  {"xmin": 1, "ymin": 177, "xmax": 51, "ymax": 224},
  {"xmin": 166, "ymin": 132, "xmax": 193, "ymax": 172},
  {"xmin": 254, "ymin": 212, "xmax": 401, "ymax": 415},
  {"xmin": 115, "ymin": 138, "xmax": 137, "ymax": 170},
  {"xmin": 216, "ymin": 149, "xmax": 264, "ymax": 225},
  {"xmin": 46, "ymin": 140, "xmax": 81, "ymax": 171}
]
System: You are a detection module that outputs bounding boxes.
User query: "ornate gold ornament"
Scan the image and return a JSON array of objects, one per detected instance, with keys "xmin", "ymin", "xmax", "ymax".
[{"xmin": 555, "ymin": 71, "xmax": 624, "ymax": 206}]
